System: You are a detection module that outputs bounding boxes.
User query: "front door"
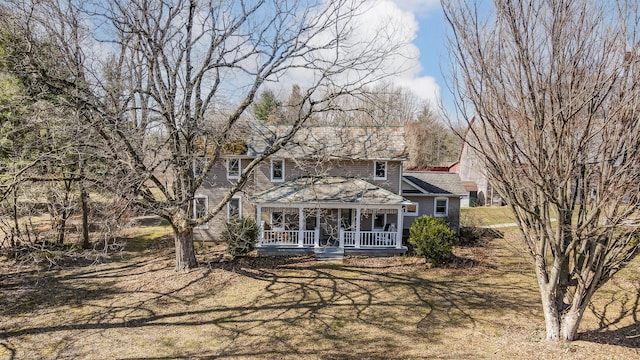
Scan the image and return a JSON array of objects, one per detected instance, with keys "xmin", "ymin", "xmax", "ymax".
[{"xmin": 320, "ymin": 209, "xmax": 339, "ymax": 247}]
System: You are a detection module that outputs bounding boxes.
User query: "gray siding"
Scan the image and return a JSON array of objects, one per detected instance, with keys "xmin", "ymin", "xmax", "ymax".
[
  {"xmin": 403, "ymin": 195, "xmax": 461, "ymax": 231},
  {"xmin": 195, "ymin": 157, "xmax": 403, "ymax": 241},
  {"xmin": 253, "ymin": 158, "xmax": 402, "ymax": 194},
  {"xmin": 194, "ymin": 158, "xmax": 256, "ymax": 241}
]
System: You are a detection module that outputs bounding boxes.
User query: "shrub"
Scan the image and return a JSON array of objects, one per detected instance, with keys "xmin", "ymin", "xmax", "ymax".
[
  {"xmin": 221, "ymin": 216, "xmax": 259, "ymax": 256},
  {"xmin": 409, "ymin": 216, "xmax": 458, "ymax": 267}
]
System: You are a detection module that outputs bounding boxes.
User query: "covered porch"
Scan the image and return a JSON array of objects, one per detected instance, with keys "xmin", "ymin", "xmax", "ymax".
[{"xmin": 250, "ymin": 177, "xmax": 410, "ymax": 254}]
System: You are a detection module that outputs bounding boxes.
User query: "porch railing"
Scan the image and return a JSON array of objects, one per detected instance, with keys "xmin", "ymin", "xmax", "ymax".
[
  {"xmin": 260, "ymin": 229, "xmax": 317, "ymax": 247},
  {"xmin": 261, "ymin": 230, "xmax": 299, "ymax": 246},
  {"xmin": 259, "ymin": 229, "xmax": 398, "ymax": 248},
  {"xmin": 341, "ymin": 230, "xmax": 398, "ymax": 248},
  {"xmin": 302, "ymin": 230, "xmax": 316, "ymax": 246}
]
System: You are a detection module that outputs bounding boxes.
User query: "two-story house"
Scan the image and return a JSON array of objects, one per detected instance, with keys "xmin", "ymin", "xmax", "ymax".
[{"xmin": 194, "ymin": 124, "xmax": 464, "ymax": 257}]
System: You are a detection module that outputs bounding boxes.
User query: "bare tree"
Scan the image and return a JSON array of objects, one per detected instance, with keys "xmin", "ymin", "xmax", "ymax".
[
  {"xmin": 3, "ymin": 0, "xmax": 408, "ymax": 271},
  {"xmin": 444, "ymin": 0, "xmax": 640, "ymax": 340},
  {"xmin": 405, "ymin": 106, "xmax": 460, "ymax": 168}
]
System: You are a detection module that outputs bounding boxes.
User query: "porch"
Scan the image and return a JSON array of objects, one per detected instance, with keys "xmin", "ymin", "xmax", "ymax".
[
  {"xmin": 250, "ymin": 177, "xmax": 411, "ymax": 255},
  {"xmin": 258, "ymin": 211, "xmax": 402, "ymax": 249}
]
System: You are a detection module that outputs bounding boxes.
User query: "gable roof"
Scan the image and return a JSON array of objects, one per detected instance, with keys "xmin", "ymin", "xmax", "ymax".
[
  {"xmin": 403, "ymin": 171, "xmax": 467, "ymax": 196},
  {"xmin": 250, "ymin": 176, "xmax": 411, "ymax": 206},
  {"xmin": 247, "ymin": 124, "xmax": 407, "ymax": 161}
]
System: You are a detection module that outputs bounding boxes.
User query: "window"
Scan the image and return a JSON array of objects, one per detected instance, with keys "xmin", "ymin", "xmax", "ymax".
[
  {"xmin": 434, "ymin": 198, "xmax": 448, "ymax": 217},
  {"xmin": 194, "ymin": 195, "xmax": 208, "ymax": 229},
  {"xmin": 193, "ymin": 157, "xmax": 207, "ymax": 178},
  {"xmin": 271, "ymin": 211, "xmax": 284, "ymax": 229},
  {"xmin": 271, "ymin": 159, "xmax": 284, "ymax": 182},
  {"xmin": 227, "ymin": 159, "xmax": 240, "ymax": 179},
  {"xmin": 373, "ymin": 213, "xmax": 386, "ymax": 230},
  {"xmin": 228, "ymin": 196, "xmax": 241, "ymax": 219},
  {"xmin": 404, "ymin": 202, "xmax": 419, "ymax": 216},
  {"xmin": 374, "ymin": 161, "xmax": 387, "ymax": 180}
]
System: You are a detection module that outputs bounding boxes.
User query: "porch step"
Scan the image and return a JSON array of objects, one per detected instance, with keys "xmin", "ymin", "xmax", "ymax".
[{"xmin": 314, "ymin": 247, "xmax": 345, "ymax": 261}]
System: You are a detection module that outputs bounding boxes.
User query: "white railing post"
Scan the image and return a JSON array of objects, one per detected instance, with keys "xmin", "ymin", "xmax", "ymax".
[
  {"xmin": 355, "ymin": 208, "xmax": 361, "ymax": 249},
  {"xmin": 339, "ymin": 228, "xmax": 345, "ymax": 248},
  {"xmin": 257, "ymin": 204, "xmax": 263, "ymax": 245},
  {"xmin": 314, "ymin": 228, "xmax": 320, "ymax": 248},
  {"xmin": 396, "ymin": 207, "xmax": 404, "ymax": 249},
  {"xmin": 259, "ymin": 221, "xmax": 265, "ymax": 245},
  {"xmin": 298, "ymin": 207, "xmax": 304, "ymax": 247}
]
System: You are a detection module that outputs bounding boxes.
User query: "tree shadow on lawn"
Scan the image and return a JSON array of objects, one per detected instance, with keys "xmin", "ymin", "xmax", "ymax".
[
  {"xmin": 1, "ymin": 254, "xmax": 543, "ymax": 359},
  {"xmin": 0, "ymin": 256, "xmax": 171, "ymax": 318},
  {"xmin": 580, "ymin": 282, "xmax": 640, "ymax": 348}
]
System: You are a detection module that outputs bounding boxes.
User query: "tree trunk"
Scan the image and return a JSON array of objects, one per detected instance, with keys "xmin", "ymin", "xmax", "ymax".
[
  {"xmin": 11, "ymin": 186, "xmax": 19, "ymax": 247},
  {"xmin": 56, "ymin": 184, "xmax": 71, "ymax": 245},
  {"xmin": 173, "ymin": 223, "xmax": 198, "ymax": 272},
  {"xmin": 561, "ymin": 310, "xmax": 583, "ymax": 341},
  {"xmin": 80, "ymin": 183, "xmax": 90, "ymax": 249},
  {"xmin": 540, "ymin": 288, "xmax": 561, "ymax": 340},
  {"xmin": 536, "ymin": 256, "xmax": 561, "ymax": 340}
]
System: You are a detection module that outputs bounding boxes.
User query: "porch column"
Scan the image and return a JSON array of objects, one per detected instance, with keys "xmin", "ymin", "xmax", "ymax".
[
  {"xmin": 338, "ymin": 209, "xmax": 344, "ymax": 248},
  {"xmin": 355, "ymin": 207, "xmax": 361, "ymax": 249},
  {"xmin": 298, "ymin": 207, "xmax": 304, "ymax": 247},
  {"xmin": 314, "ymin": 209, "xmax": 320, "ymax": 248},
  {"xmin": 396, "ymin": 206, "xmax": 404, "ymax": 249},
  {"xmin": 256, "ymin": 205, "xmax": 263, "ymax": 244}
]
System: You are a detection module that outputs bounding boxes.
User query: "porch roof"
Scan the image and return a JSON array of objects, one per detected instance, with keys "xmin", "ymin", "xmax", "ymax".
[{"xmin": 250, "ymin": 176, "xmax": 411, "ymax": 206}]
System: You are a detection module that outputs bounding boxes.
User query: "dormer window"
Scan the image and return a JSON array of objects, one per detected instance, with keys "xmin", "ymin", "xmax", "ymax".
[
  {"xmin": 271, "ymin": 159, "xmax": 284, "ymax": 182},
  {"xmin": 374, "ymin": 161, "xmax": 387, "ymax": 180},
  {"xmin": 227, "ymin": 158, "xmax": 240, "ymax": 179}
]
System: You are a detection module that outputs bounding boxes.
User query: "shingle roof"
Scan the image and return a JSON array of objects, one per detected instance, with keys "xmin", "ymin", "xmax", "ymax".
[
  {"xmin": 250, "ymin": 176, "xmax": 411, "ymax": 205},
  {"xmin": 403, "ymin": 171, "xmax": 467, "ymax": 196},
  {"xmin": 247, "ymin": 124, "xmax": 407, "ymax": 160}
]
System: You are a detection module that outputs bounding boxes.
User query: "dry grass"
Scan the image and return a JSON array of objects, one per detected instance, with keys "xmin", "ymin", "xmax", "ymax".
[
  {"xmin": 461, "ymin": 206, "xmax": 516, "ymax": 227},
  {"xmin": 1, "ymin": 224, "xmax": 639, "ymax": 359}
]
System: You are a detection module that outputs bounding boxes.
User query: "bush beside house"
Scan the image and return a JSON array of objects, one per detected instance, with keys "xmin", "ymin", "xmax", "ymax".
[
  {"xmin": 221, "ymin": 217, "xmax": 259, "ymax": 256},
  {"xmin": 409, "ymin": 215, "xmax": 458, "ymax": 266}
]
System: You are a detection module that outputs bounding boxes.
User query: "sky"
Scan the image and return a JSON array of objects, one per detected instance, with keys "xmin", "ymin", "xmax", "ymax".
[{"xmin": 363, "ymin": 0, "xmax": 454, "ymax": 115}]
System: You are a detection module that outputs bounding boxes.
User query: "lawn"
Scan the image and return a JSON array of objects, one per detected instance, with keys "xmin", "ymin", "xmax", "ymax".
[
  {"xmin": 1, "ymin": 218, "xmax": 639, "ymax": 359},
  {"xmin": 461, "ymin": 206, "xmax": 516, "ymax": 227}
]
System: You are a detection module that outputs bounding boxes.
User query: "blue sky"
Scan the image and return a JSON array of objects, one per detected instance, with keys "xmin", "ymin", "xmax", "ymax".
[{"xmin": 413, "ymin": 5, "xmax": 453, "ymax": 112}]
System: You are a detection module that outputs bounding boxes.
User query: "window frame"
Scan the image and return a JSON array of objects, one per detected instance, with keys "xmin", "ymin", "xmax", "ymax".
[
  {"xmin": 404, "ymin": 202, "xmax": 419, "ymax": 217},
  {"xmin": 434, "ymin": 197, "xmax": 449, "ymax": 217},
  {"xmin": 193, "ymin": 195, "xmax": 209, "ymax": 229},
  {"xmin": 193, "ymin": 157, "xmax": 208, "ymax": 179},
  {"xmin": 226, "ymin": 158, "xmax": 241, "ymax": 180},
  {"xmin": 373, "ymin": 161, "xmax": 387, "ymax": 180},
  {"xmin": 270, "ymin": 159, "xmax": 285, "ymax": 182},
  {"xmin": 227, "ymin": 196, "xmax": 242, "ymax": 219}
]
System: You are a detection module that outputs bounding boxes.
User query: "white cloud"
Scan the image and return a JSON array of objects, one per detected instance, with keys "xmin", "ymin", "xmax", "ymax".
[
  {"xmin": 360, "ymin": 0, "xmax": 442, "ymax": 106},
  {"xmin": 388, "ymin": 0, "xmax": 441, "ymax": 15},
  {"xmin": 397, "ymin": 76, "xmax": 440, "ymax": 107},
  {"xmin": 260, "ymin": 0, "xmax": 443, "ymax": 108}
]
